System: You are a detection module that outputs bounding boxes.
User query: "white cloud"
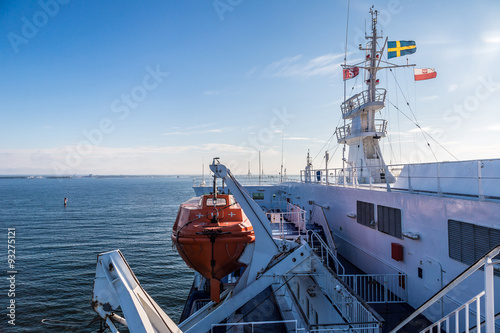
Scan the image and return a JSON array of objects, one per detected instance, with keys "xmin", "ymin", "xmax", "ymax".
[
  {"xmin": 485, "ymin": 124, "xmax": 500, "ymax": 132},
  {"xmin": 162, "ymin": 123, "xmax": 223, "ymax": 136},
  {"xmin": 420, "ymin": 95, "xmax": 438, "ymax": 101},
  {"xmin": 482, "ymin": 31, "xmax": 500, "ymax": 44},
  {"xmin": 245, "ymin": 66, "xmax": 258, "ymax": 77},
  {"xmin": 0, "ymin": 144, "xmax": 255, "ymax": 175},
  {"xmin": 261, "ymin": 53, "xmax": 344, "ymax": 78},
  {"xmin": 408, "ymin": 126, "xmax": 432, "ymax": 133}
]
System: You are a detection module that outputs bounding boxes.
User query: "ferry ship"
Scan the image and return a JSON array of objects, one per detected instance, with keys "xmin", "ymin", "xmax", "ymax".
[{"xmin": 89, "ymin": 8, "xmax": 499, "ymax": 333}]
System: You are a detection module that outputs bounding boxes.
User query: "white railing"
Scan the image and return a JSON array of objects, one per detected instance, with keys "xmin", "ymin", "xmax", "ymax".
[
  {"xmin": 310, "ymin": 205, "xmax": 337, "ymax": 254},
  {"xmin": 192, "ymin": 175, "xmax": 300, "ymax": 188},
  {"xmin": 336, "ymin": 119, "xmax": 388, "ymax": 142},
  {"xmin": 336, "ymin": 123, "xmax": 351, "ymax": 142},
  {"xmin": 341, "ymin": 274, "xmax": 408, "ymax": 303},
  {"xmin": 340, "ymin": 89, "xmax": 387, "ymax": 117},
  {"xmin": 391, "ymin": 245, "xmax": 500, "ymax": 333},
  {"xmin": 211, "ymin": 319, "xmax": 302, "ymax": 332},
  {"xmin": 307, "ymin": 230, "xmax": 345, "ymax": 276},
  {"xmin": 300, "ymin": 159, "xmax": 500, "ymax": 201},
  {"xmin": 267, "ymin": 204, "xmax": 307, "ymax": 239},
  {"xmin": 312, "ymin": 265, "xmax": 383, "ymax": 332},
  {"xmin": 301, "ymin": 164, "xmax": 394, "ymax": 189},
  {"xmin": 420, "ymin": 292, "xmax": 485, "ymax": 333},
  {"xmin": 311, "ymin": 323, "xmax": 381, "ymax": 332}
]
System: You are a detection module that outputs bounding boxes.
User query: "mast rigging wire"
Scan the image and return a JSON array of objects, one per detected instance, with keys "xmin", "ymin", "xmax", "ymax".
[
  {"xmin": 386, "ymin": 99, "xmax": 459, "ymax": 161},
  {"xmin": 387, "ymin": 68, "xmax": 460, "ymax": 162}
]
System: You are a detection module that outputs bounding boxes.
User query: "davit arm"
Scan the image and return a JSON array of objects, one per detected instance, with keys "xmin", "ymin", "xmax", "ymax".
[{"xmin": 209, "ymin": 159, "xmax": 298, "ymax": 291}]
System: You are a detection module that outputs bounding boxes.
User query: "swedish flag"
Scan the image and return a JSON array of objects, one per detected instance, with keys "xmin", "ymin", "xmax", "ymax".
[{"xmin": 388, "ymin": 41, "xmax": 416, "ymax": 59}]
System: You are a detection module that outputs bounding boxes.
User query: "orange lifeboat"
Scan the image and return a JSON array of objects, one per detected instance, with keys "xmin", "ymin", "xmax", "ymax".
[{"xmin": 172, "ymin": 194, "xmax": 255, "ymax": 303}]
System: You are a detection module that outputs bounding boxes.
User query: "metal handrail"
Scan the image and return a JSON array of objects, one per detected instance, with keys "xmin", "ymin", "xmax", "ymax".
[
  {"xmin": 420, "ymin": 292, "xmax": 485, "ymax": 333},
  {"xmin": 300, "ymin": 159, "xmax": 500, "ymax": 201},
  {"xmin": 341, "ymin": 273, "xmax": 408, "ymax": 303},
  {"xmin": 211, "ymin": 319, "xmax": 301, "ymax": 332},
  {"xmin": 336, "ymin": 119, "xmax": 388, "ymax": 142},
  {"xmin": 307, "ymin": 230, "xmax": 345, "ymax": 276},
  {"xmin": 341, "ymin": 88, "xmax": 387, "ymax": 117}
]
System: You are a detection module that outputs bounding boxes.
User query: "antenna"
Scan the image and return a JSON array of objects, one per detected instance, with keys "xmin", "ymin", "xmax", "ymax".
[
  {"xmin": 201, "ymin": 157, "xmax": 206, "ymax": 186},
  {"xmin": 325, "ymin": 151, "xmax": 329, "ymax": 185},
  {"xmin": 258, "ymin": 151, "xmax": 261, "ymax": 186},
  {"xmin": 280, "ymin": 132, "xmax": 284, "ymax": 183}
]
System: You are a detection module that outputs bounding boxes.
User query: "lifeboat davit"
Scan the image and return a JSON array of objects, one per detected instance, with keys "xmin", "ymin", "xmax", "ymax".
[{"xmin": 172, "ymin": 194, "xmax": 255, "ymax": 303}]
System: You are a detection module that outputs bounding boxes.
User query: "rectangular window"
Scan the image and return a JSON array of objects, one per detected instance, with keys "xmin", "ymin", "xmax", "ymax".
[
  {"xmin": 252, "ymin": 193, "xmax": 264, "ymax": 200},
  {"xmin": 357, "ymin": 201, "xmax": 375, "ymax": 228},
  {"xmin": 205, "ymin": 198, "xmax": 227, "ymax": 206},
  {"xmin": 448, "ymin": 220, "xmax": 500, "ymax": 265},
  {"xmin": 377, "ymin": 205, "xmax": 402, "ymax": 238}
]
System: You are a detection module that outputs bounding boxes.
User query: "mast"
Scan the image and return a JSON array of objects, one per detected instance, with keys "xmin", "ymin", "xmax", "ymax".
[{"xmin": 336, "ymin": 7, "xmax": 414, "ymax": 185}]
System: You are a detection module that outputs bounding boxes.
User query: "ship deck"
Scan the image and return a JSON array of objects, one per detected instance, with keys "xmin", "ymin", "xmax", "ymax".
[{"xmin": 338, "ymin": 254, "xmax": 432, "ymax": 333}]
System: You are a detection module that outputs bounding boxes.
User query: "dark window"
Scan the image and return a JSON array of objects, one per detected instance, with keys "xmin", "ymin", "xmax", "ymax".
[
  {"xmin": 377, "ymin": 205, "xmax": 402, "ymax": 238},
  {"xmin": 357, "ymin": 201, "xmax": 375, "ymax": 228},
  {"xmin": 448, "ymin": 220, "xmax": 500, "ymax": 265},
  {"xmin": 252, "ymin": 193, "xmax": 264, "ymax": 200}
]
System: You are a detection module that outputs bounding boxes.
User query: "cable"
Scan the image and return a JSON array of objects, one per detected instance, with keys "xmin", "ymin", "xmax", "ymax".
[
  {"xmin": 312, "ymin": 132, "xmax": 336, "ymax": 165},
  {"xmin": 386, "ymin": 99, "xmax": 459, "ymax": 161},
  {"xmin": 388, "ymin": 69, "xmax": 440, "ymax": 161}
]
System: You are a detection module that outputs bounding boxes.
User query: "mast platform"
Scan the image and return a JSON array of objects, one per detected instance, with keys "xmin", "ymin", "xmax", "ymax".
[
  {"xmin": 336, "ymin": 119, "xmax": 387, "ymax": 144},
  {"xmin": 341, "ymin": 88, "xmax": 387, "ymax": 119}
]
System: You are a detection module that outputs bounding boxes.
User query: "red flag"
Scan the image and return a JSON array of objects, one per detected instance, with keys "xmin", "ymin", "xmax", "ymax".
[
  {"xmin": 414, "ymin": 68, "xmax": 437, "ymax": 81},
  {"xmin": 343, "ymin": 67, "xmax": 359, "ymax": 80}
]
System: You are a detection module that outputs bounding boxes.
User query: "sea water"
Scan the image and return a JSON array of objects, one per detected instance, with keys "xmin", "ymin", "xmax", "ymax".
[{"xmin": 0, "ymin": 176, "xmax": 195, "ymax": 332}]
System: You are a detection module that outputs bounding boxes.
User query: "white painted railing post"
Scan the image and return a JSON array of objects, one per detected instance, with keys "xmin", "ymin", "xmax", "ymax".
[
  {"xmin": 476, "ymin": 295, "xmax": 481, "ymax": 333},
  {"xmin": 437, "ymin": 163, "xmax": 442, "ymax": 196},
  {"xmin": 478, "ymin": 161, "xmax": 485, "ymax": 201},
  {"xmin": 484, "ymin": 256, "xmax": 495, "ymax": 333},
  {"xmin": 408, "ymin": 164, "xmax": 413, "ymax": 193},
  {"xmin": 384, "ymin": 275, "xmax": 388, "ymax": 303},
  {"xmin": 466, "ymin": 303, "xmax": 470, "ymax": 333}
]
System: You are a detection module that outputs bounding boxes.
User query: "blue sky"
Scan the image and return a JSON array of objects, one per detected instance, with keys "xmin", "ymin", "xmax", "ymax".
[{"xmin": 1, "ymin": 0, "xmax": 500, "ymax": 175}]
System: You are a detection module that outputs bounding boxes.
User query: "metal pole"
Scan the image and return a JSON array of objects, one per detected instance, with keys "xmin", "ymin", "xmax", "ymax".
[
  {"xmin": 259, "ymin": 151, "xmax": 261, "ymax": 186},
  {"xmin": 325, "ymin": 151, "xmax": 329, "ymax": 185},
  {"xmin": 484, "ymin": 256, "xmax": 495, "ymax": 333}
]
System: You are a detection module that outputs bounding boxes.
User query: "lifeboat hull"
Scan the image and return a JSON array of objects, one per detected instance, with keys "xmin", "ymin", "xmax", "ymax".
[{"xmin": 171, "ymin": 194, "xmax": 255, "ymax": 302}]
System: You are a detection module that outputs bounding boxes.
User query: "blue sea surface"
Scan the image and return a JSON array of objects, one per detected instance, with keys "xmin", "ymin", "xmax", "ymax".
[{"xmin": 0, "ymin": 177, "xmax": 196, "ymax": 332}]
